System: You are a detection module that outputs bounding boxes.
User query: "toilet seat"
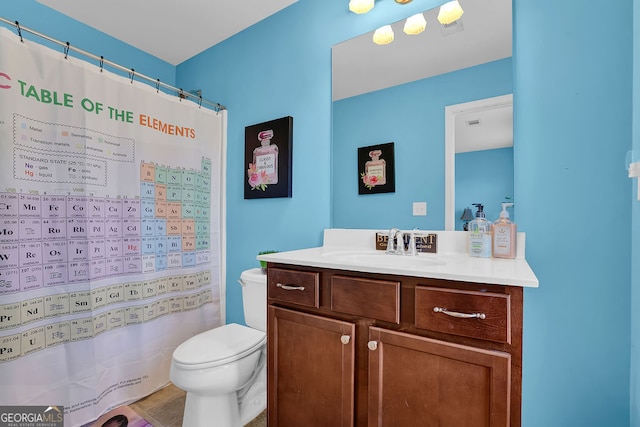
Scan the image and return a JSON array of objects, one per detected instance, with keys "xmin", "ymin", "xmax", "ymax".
[{"xmin": 172, "ymin": 323, "xmax": 266, "ymax": 370}]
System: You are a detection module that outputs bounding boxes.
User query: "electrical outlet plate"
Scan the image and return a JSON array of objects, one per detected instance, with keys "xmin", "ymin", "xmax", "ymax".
[{"xmin": 413, "ymin": 202, "xmax": 427, "ymax": 216}]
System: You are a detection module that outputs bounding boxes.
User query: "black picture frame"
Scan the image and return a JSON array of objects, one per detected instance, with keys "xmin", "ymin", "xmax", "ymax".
[
  {"xmin": 358, "ymin": 142, "xmax": 395, "ymax": 194},
  {"xmin": 244, "ymin": 116, "xmax": 293, "ymax": 199}
]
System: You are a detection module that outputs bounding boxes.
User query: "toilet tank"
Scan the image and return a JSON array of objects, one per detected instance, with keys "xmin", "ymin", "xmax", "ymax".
[{"xmin": 239, "ymin": 268, "xmax": 267, "ymax": 331}]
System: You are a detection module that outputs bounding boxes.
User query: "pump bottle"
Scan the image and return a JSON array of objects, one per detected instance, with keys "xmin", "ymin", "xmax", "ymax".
[
  {"xmin": 468, "ymin": 203, "xmax": 491, "ymax": 258},
  {"xmin": 492, "ymin": 202, "xmax": 517, "ymax": 259}
]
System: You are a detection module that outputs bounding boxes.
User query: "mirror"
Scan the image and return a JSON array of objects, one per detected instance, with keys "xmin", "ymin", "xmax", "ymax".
[{"xmin": 332, "ymin": 0, "xmax": 512, "ymax": 230}]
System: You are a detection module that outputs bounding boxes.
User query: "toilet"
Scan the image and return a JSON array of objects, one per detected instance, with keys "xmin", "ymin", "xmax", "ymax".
[{"xmin": 170, "ymin": 268, "xmax": 267, "ymax": 427}]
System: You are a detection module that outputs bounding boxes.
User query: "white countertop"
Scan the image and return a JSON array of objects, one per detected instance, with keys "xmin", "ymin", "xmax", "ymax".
[{"xmin": 257, "ymin": 229, "xmax": 539, "ymax": 288}]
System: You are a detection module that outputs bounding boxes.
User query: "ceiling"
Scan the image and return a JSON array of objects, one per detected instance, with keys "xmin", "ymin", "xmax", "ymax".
[{"xmin": 36, "ymin": 0, "xmax": 299, "ymax": 66}]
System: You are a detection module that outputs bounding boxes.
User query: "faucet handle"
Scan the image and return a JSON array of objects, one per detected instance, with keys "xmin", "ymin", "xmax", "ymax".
[{"xmin": 407, "ymin": 232, "xmax": 417, "ymax": 256}]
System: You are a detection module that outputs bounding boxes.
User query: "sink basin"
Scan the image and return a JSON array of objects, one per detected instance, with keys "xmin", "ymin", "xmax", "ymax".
[{"xmin": 321, "ymin": 250, "xmax": 445, "ymax": 268}]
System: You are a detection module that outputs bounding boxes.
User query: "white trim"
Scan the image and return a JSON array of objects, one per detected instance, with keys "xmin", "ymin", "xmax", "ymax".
[{"xmin": 444, "ymin": 94, "xmax": 513, "ymax": 230}]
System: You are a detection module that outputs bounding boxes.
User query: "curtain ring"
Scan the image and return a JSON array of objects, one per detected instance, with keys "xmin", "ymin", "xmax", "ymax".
[
  {"xmin": 129, "ymin": 68, "xmax": 135, "ymax": 84},
  {"xmin": 198, "ymin": 95, "xmax": 203, "ymax": 109},
  {"xmin": 64, "ymin": 41, "xmax": 70, "ymax": 59},
  {"xmin": 14, "ymin": 21, "xmax": 23, "ymax": 43},
  {"xmin": 179, "ymin": 88, "xmax": 184, "ymax": 101},
  {"xmin": 99, "ymin": 56, "xmax": 104, "ymax": 72},
  {"xmin": 156, "ymin": 79, "xmax": 160, "ymax": 93}
]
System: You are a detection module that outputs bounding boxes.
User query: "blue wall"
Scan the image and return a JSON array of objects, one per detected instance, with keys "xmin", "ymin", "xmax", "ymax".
[
  {"xmin": 4, "ymin": 0, "xmax": 635, "ymax": 424},
  {"xmin": 515, "ymin": 0, "xmax": 632, "ymax": 425},
  {"xmin": 1, "ymin": 2, "xmax": 175, "ymax": 87},
  {"xmin": 332, "ymin": 58, "xmax": 512, "ymax": 230},
  {"xmin": 456, "ymin": 147, "xmax": 514, "ymax": 230}
]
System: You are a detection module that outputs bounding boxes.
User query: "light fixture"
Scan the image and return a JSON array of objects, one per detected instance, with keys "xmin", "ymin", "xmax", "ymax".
[
  {"xmin": 437, "ymin": 0, "xmax": 464, "ymax": 25},
  {"xmin": 349, "ymin": 0, "xmax": 374, "ymax": 14},
  {"xmin": 403, "ymin": 13, "xmax": 427, "ymax": 35},
  {"xmin": 373, "ymin": 25, "xmax": 394, "ymax": 45}
]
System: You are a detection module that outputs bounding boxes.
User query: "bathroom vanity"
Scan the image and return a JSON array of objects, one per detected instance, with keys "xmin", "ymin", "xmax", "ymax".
[{"xmin": 259, "ymin": 229, "xmax": 538, "ymax": 427}]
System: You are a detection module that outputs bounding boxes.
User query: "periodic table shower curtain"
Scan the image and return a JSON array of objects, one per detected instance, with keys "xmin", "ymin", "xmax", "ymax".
[{"xmin": 0, "ymin": 27, "xmax": 224, "ymax": 426}]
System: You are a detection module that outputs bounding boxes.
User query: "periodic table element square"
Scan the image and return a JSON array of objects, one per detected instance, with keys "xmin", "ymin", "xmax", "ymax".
[
  {"xmin": 44, "ymin": 293, "xmax": 70, "ymax": 318},
  {"xmin": 67, "ymin": 218, "xmax": 88, "ymax": 239},
  {"xmin": 89, "ymin": 239, "xmax": 106, "ymax": 260},
  {"xmin": 92, "ymin": 287, "xmax": 107, "ymax": 310},
  {"xmin": 155, "ymin": 201, "xmax": 168, "ymax": 218},
  {"xmin": 0, "ymin": 268, "xmax": 20, "ymax": 295},
  {"xmin": 43, "ymin": 262, "xmax": 68, "ymax": 287},
  {"xmin": 141, "ymin": 255, "xmax": 156, "ymax": 273},
  {"xmin": 88, "ymin": 197, "xmax": 106, "ymax": 218},
  {"xmin": 196, "ymin": 250, "xmax": 211, "ymax": 265},
  {"xmin": 182, "ymin": 202, "xmax": 196, "ymax": 219},
  {"xmin": 201, "ymin": 158, "xmax": 212, "ymax": 177},
  {"xmin": 106, "ymin": 198, "xmax": 124, "ymax": 219},
  {"xmin": 42, "ymin": 218, "xmax": 67, "ymax": 240},
  {"xmin": 167, "ymin": 202, "xmax": 182, "ymax": 218},
  {"xmin": 106, "ymin": 308, "xmax": 125, "ymax": 330},
  {"xmin": 21, "ymin": 296, "xmax": 45, "ymax": 325},
  {"xmin": 156, "ymin": 277, "xmax": 168, "ymax": 295},
  {"xmin": 106, "ymin": 218, "xmax": 123, "ymax": 238},
  {"xmin": 141, "ymin": 200, "xmax": 155, "ymax": 219},
  {"xmin": 123, "ymin": 256, "xmax": 142, "ymax": 274},
  {"xmin": 156, "ymin": 237, "xmax": 167, "ymax": 255},
  {"xmin": 106, "ymin": 238, "xmax": 122, "ymax": 258},
  {"xmin": 140, "ymin": 162, "xmax": 156, "ymax": 183},
  {"xmin": 155, "ymin": 184, "xmax": 167, "ymax": 201},
  {"xmin": 142, "ymin": 237, "xmax": 157, "ymax": 255},
  {"xmin": 141, "ymin": 219, "xmax": 156, "ymax": 237},
  {"xmin": 167, "ymin": 252, "xmax": 182, "ymax": 269},
  {"xmin": 67, "ymin": 239, "xmax": 89, "ymax": 262},
  {"xmin": 0, "ymin": 219, "xmax": 19, "ymax": 243},
  {"xmin": 45, "ymin": 320, "xmax": 71, "ymax": 347},
  {"xmin": 167, "ymin": 236, "xmax": 182, "ymax": 253},
  {"xmin": 155, "ymin": 165, "xmax": 168, "ymax": 184},
  {"xmin": 156, "ymin": 298, "xmax": 170, "ymax": 318},
  {"xmin": 70, "ymin": 318, "xmax": 94, "ymax": 341},
  {"xmin": 20, "ymin": 218, "xmax": 42, "ymax": 241},
  {"xmin": 169, "ymin": 296, "xmax": 184, "ymax": 313},
  {"xmin": 105, "ymin": 257, "xmax": 123, "ymax": 276},
  {"xmin": 68, "ymin": 262, "xmax": 90, "ymax": 283},
  {"xmin": 155, "ymin": 219, "xmax": 166, "ymax": 236},
  {"xmin": 141, "ymin": 182, "xmax": 156, "ymax": 200},
  {"xmin": 182, "ymin": 170, "xmax": 197, "ymax": 188},
  {"xmin": 181, "ymin": 219, "xmax": 195, "ymax": 235},
  {"xmin": 22, "ymin": 325, "xmax": 46, "ymax": 356},
  {"xmin": 124, "ymin": 281, "xmax": 143, "ymax": 301},
  {"xmin": 155, "ymin": 254, "xmax": 167, "ymax": 271},
  {"xmin": 42, "ymin": 240, "xmax": 68, "ymax": 264},
  {"xmin": 93, "ymin": 312, "xmax": 107, "ymax": 336},
  {"xmin": 89, "ymin": 258, "xmax": 106, "ymax": 280},
  {"xmin": 106, "ymin": 283, "xmax": 125, "ymax": 304},
  {"xmin": 0, "ymin": 243, "xmax": 20, "ymax": 270},
  {"xmin": 123, "ymin": 199, "xmax": 141, "ymax": 218},
  {"xmin": 89, "ymin": 218, "xmax": 106, "ymax": 238},
  {"xmin": 167, "ymin": 219, "xmax": 182, "ymax": 236},
  {"xmin": 166, "ymin": 185, "xmax": 182, "ymax": 202},
  {"xmin": 182, "ymin": 252, "xmax": 196, "ymax": 267},
  {"xmin": 123, "ymin": 237, "xmax": 141, "ymax": 255},
  {"xmin": 0, "ymin": 193, "xmax": 20, "ymax": 217},
  {"xmin": 123, "ymin": 218, "xmax": 141, "ymax": 237},
  {"xmin": 66, "ymin": 196, "xmax": 88, "ymax": 218},
  {"xmin": 41, "ymin": 195, "xmax": 67, "ymax": 218},
  {"xmin": 19, "ymin": 241, "xmax": 42, "ymax": 266},
  {"xmin": 19, "ymin": 194, "xmax": 42, "ymax": 218}
]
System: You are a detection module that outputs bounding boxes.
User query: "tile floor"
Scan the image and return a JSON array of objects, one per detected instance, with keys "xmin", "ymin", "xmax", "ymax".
[{"xmin": 129, "ymin": 384, "xmax": 266, "ymax": 427}]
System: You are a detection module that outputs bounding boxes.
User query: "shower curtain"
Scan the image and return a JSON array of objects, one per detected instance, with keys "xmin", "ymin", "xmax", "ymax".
[{"xmin": 0, "ymin": 27, "xmax": 224, "ymax": 426}]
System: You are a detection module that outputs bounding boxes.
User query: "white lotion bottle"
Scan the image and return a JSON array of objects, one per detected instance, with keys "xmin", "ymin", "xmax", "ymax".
[
  {"xmin": 468, "ymin": 203, "xmax": 491, "ymax": 258},
  {"xmin": 492, "ymin": 202, "xmax": 517, "ymax": 259}
]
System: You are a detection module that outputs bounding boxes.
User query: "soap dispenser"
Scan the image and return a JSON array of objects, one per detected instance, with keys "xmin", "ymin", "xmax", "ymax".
[
  {"xmin": 468, "ymin": 203, "xmax": 491, "ymax": 258},
  {"xmin": 492, "ymin": 202, "xmax": 517, "ymax": 259}
]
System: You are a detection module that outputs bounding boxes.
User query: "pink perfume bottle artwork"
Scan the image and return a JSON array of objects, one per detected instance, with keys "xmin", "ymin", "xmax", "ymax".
[
  {"xmin": 361, "ymin": 149, "xmax": 386, "ymax": 189},
  {"xmin": 248, "ymin": 129, "xmax": 279, "ymax": 190}
]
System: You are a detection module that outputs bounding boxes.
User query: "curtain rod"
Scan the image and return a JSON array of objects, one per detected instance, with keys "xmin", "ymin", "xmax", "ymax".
[{"xmin": 0, "ymin": 16, "xmax": 226, "ymax": 112}]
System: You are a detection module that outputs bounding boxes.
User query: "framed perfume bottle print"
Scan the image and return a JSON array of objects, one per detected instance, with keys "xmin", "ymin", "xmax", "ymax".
[
  {"xmin": 244, "ymin": 116, "xmax": 293, "ymax": 199},
  {"xmin": 358, "ymin": 142, "xmax": 395, "ymax": 194}
]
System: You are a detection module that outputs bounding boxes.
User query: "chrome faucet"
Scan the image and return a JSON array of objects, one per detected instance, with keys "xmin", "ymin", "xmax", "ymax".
[{"xmin": 385, "ymin": 228, "xmax": 405, "ymax": 255}]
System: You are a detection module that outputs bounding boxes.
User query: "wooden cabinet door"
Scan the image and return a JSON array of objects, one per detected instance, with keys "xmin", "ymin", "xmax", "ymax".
[
  {"xmin": 368, "ymin": 327, "xmax": 511, "ymax": 427},
  {"xmin": 268, "ymin": 306, "xmax": 356, "ymax": 427}
]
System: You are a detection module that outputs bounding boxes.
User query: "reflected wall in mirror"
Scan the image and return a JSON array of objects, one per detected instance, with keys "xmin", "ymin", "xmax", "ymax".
[{"xmin": 331, "ymin": 0, "xmax": 513, "ymax": 231}]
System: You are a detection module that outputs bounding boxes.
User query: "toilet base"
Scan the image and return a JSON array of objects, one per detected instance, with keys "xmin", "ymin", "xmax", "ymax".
[{"xmin": 183, "ymin": 391, "xmax": 241, "ymax": 427}]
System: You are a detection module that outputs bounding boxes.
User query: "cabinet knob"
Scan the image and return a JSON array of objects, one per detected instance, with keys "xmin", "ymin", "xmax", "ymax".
[
  {"xmin": 367, "ymin": 341, "xmax": 378, "ymax": 351},
  {"xmin": 340, "ymin": 335, "xmax": 351, "ymax": 345}
]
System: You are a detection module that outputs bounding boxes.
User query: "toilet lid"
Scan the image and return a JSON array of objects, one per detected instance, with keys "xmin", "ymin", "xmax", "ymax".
[{"xmin": 172, "ymin": 323, "xmax": 266, "ymax": 369}]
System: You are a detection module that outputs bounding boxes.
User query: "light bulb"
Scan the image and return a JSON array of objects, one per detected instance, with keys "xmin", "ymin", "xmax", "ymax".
[
  {"xmin": 349, "ymin": 0, "xmax": 374, "ymax": 14},
  {"xmin": 403, "ymin": 13, "xmax": 427, "ymax": 35},
  {"xmin": 437, "ymin": 0, "xmax": 464, "ymax": 25},
  {"xmin": 373, "ymin": 25, "xmax": 394, "ymax": 45}
]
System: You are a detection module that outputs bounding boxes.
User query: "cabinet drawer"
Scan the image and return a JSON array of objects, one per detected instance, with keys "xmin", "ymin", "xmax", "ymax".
[
  {"xmin": 415, "ymin": 286, "xmax": 510, "ymax": 343},
  {"xmin": 331, "ymin": 275, "xmax": 400, "ymax": 323},
  {"xmin": 268, "ymin": 268, "xmax": 320, "ymax": 308}
]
